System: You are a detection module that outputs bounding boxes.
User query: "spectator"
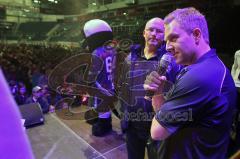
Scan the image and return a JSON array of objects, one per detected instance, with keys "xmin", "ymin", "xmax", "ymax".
[
  {"xmin": 25, "ymin": 86, "xmax": 50, "ymax": 114},
  {"xmin": 15, "ymin": 82, "xmax": 29, "ymax": 105}
]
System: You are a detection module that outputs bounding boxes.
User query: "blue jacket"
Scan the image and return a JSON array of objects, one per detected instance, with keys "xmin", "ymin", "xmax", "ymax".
[{"xmin": 25, "ymin": 96, "xmax": 49, "ymax": 114}]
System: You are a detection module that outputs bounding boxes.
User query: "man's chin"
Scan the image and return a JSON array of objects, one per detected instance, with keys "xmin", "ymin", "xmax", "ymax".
[{"xmin": 176, "ymin": 58, "xmax": 184, "ymax": 65}]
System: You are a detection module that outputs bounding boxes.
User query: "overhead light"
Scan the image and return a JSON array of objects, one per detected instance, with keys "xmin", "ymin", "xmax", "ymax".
[
  {"xmin": 123, "ymin": 12, "xmax": 127, "ymax": 15},
  {"xmin": 92, "ymin": 2, "xmax": 96, "ymax": 5},
  {"xmin": 48, "ymin": 0, "xmax": 54, "ymax": 2},
  {"xmin": 33, "ymin": 0, "xmax": 41, "ymax": 3},
  {"xmin": 54, "ymin": 1, "xmax": 58, "ymax": 3}
]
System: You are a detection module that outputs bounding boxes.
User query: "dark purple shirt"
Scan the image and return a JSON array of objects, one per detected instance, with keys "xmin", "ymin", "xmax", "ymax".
[{"xmin": 156, "ymin": 49, "xmax": 237, "ymax": 159}]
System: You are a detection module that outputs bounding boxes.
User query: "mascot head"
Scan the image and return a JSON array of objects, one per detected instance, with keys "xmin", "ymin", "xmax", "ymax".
[{"xmin": 83, "ymin": 19, "xmax": 113, "ymax": 52}]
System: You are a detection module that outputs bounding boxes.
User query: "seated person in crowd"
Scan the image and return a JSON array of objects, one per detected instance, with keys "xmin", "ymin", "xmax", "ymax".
[
  {"xmin": 15, "ymin": 82, "xmax": 29, "ymax": 105},
  {"xmin": 25, "ymin": 86, "xmax": 50, "ymax": 114},
  {"xmin": 9, "ymin": 80, "xmax": 18, "ymax": 98}
]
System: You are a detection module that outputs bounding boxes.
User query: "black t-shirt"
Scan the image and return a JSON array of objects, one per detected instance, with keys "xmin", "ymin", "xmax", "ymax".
[{"xmin": 155, "ymin": 49, "xmax": 237, "ymax": 159}]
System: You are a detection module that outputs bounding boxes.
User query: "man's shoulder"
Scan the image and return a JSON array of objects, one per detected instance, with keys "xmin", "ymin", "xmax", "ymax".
[
  {"xmin": 195, "ymin": 54, "xmax": 225, "ymax": 75},
  {"xmin": 39, "ymin": 97, "xmax": 48, "ymax": 102},
  {"xmin": 180, "ymin": 56, "xmax": 227, "ymax": 90},
  {"xmin": 157, "ymin": 43, "xmax": 167, "ymax": 54},
  {"xmin": 129, "ymin": 44, "xmax": 142, "ymax": 58},
  {"xmin": 123, "ymin": 45, "xmax": 140, "ymax": 63},
  {"xmin": 93, "ymin": 46, "xmax": 116, "ymax": 58},
  {"xmin": 130, "ymin": 44, "xmax": 142, "ymax": 52}
]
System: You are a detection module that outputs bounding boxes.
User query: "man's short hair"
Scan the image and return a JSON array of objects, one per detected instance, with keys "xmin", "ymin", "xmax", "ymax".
[{"xmin": 164, "ymin": 7, "xmax": 209, "ymax": 44}]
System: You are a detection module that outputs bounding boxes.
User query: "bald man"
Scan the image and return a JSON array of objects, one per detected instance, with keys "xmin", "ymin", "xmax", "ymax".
[{"xmin": 118, "ymin": 18, "xmax": 181, "ymax": 159}]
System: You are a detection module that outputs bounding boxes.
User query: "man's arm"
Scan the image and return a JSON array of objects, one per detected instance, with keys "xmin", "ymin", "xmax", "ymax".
[
  {"xmin": 151, "ymin": 117, "xmax": 170, "ymax": 140},
  {"xmin": 144, "ymin": 71, "xmax": 171, "ymax": 140},
  {"xmin": 152, "ymin": 94, "xmax": 165, "ymax": 112},
  {"xmin": 151, "ymin": 92, "xmax": 170, "ymax": 141}
]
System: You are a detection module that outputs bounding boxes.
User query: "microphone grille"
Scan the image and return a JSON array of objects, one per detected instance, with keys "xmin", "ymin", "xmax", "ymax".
[
  {"xmin": 159, "ymin": 53, "xmax": 173, "ymax": 68},
  {"xmin": 161, "ymin": 53, "xmax": 173, "ymax": 63}
]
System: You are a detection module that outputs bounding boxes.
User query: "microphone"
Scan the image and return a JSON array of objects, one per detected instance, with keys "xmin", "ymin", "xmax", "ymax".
[{"xmin": 144, "ymin": 54, "xmax": 172, "ymax": 101}]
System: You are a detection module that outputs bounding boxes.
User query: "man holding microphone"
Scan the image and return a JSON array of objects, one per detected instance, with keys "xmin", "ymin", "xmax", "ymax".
[{"xmin": 144, "ymin": 7, "xmax": 237, "ymax": 158}]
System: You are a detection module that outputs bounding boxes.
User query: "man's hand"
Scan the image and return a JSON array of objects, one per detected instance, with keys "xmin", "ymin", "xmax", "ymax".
[
  {"xmin": 144, "ymin": 71, "xmax": 166, "ymax": 94},
  {"xmin": 144, "ymin": 71, "xmax": 166, "ymax": 112}
]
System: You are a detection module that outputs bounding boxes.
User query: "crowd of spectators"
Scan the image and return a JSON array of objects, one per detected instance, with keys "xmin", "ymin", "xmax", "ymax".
[{"xmin": 0, "ymin": 43, "xmax": 81, "ymax": 113}]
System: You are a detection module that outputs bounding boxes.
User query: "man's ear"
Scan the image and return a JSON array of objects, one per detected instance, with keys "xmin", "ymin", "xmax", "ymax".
[
  {"xmin": 192, "ymin": 28, "xmax": 201, "ymax": 44},
  {"xmin": 143, "ymin": 30, "xmax": 146, "ymax": 37}
]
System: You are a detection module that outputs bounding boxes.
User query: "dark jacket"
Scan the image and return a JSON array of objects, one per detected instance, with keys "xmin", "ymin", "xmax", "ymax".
[
  {"xmin": 15, "ymin": 94, "xmax": 28, "ymax": 105},
  {"xmin": 118, "ymin": 44, "xmax": 181, "ymax": 131},
  {"xmin": 25, "ymin": 96, "xmax": 49, "ymax": 114}
]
